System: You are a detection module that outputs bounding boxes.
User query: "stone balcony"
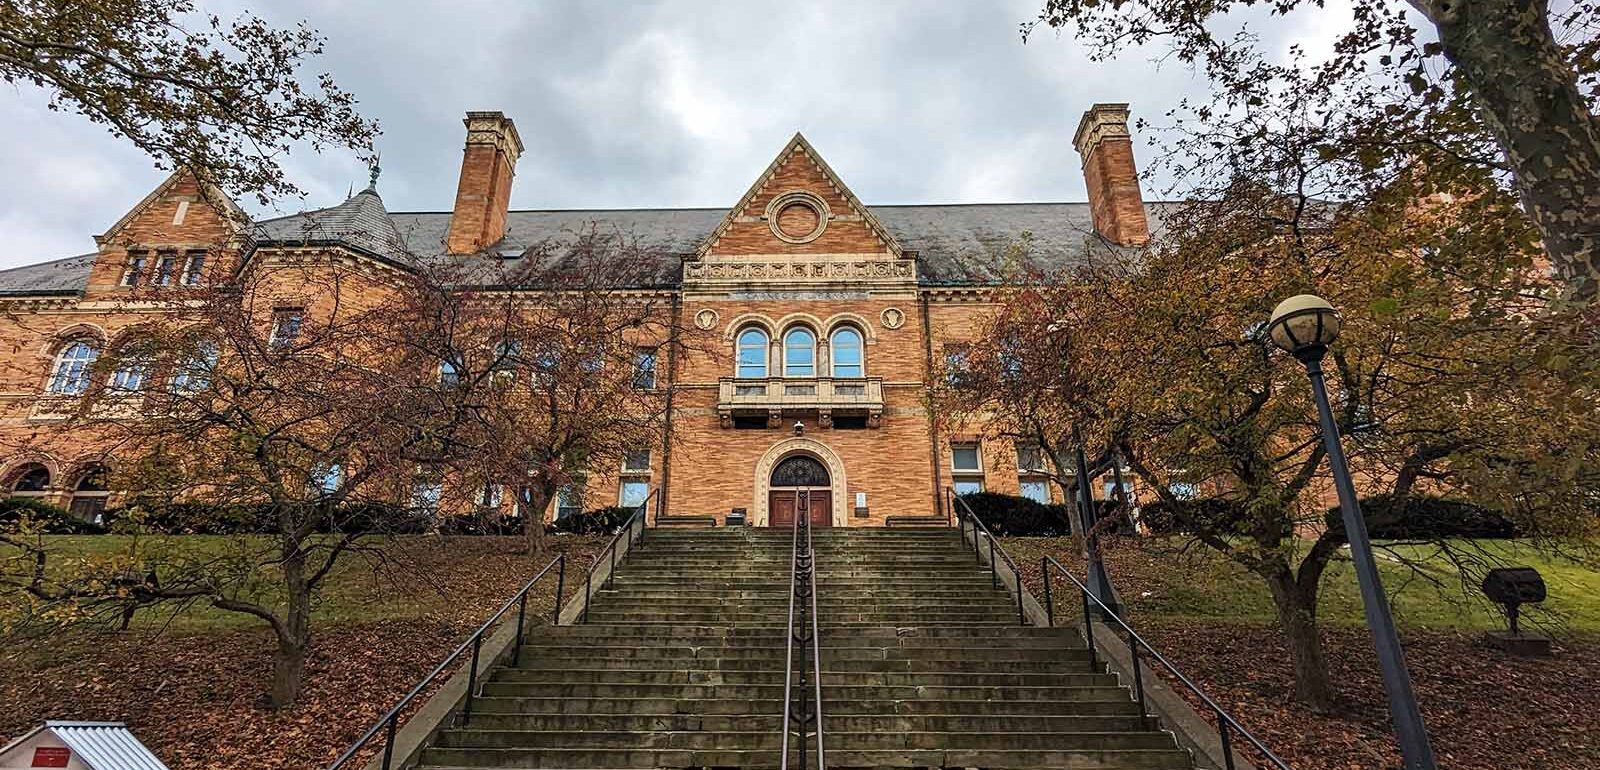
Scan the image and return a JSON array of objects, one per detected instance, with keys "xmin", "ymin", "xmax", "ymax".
[{"xmin": 716, "ymin": 376, "xmax": 884, "ymax": 428}]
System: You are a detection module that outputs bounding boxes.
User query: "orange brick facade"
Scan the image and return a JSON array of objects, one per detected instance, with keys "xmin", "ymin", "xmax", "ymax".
[{"xmin": 0, "ymin": 107, "xmax": 1151, "ymax": 525}]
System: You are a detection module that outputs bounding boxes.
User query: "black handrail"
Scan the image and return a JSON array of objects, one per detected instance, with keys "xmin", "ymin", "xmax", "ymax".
[
  {"xmin": 579, "ymin": 487, "xmax": 656, "ymax": 623},
  {"xmin": 1041, "ymin": 555, "xmax": 1293, "ymax": 770},
  {"xmin": 779, "ymin": 495, "xmax": 826, "ymax": 770},
  {"xmin": 326, "ymin": 552, "xmax": 568, "ymax": 770},
  {"xmin": 946, "ymin": 488, "xmax": 1028, "ymax": 625}
]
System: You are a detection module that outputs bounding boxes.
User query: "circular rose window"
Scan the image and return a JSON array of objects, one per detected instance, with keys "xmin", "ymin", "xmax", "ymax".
[{"xmin": 765, "ymin": 191, "xmax": 830, "ymax": 244}]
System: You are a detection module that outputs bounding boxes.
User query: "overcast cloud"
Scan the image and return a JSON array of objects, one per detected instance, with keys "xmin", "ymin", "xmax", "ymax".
[{"xmin": 0, "ymin": 0, "xmax": 1342, "ymax": 269}]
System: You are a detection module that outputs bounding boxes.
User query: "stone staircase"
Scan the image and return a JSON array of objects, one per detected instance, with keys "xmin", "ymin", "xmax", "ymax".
[{"xmin": 414, "ymin": 527, "xmax": 1192, "ymax": 769}]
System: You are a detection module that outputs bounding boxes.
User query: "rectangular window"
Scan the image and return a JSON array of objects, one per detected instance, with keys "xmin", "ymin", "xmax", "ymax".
[
  {"xmin": 152, "ymin": 253, "xmax": 177, "ymax": 286},
  {"xmin": 1170, "ymin": 482, "xmax": 1199, "ymax": 501},
  {"xmin": 951, "ymin": 444, "xmax": 982, "ymax": 473},
  {"xmin": 270, "ymin": 309, "xmax": 304, "ymax": 349},
  {"xmin": 410, "ymin": 478, "xmax": 442, "ymax": 516},
  {"xmin": 622, "ymin": 448, "xmax": 651, "ymax": 473},
  {"xmin": 122, "ymin": 253, "xmax": 147, "ymax": 286},
  {"xmin": 633, "ymin": 348, "xmax": 657, "ymax": 390},
  {"xmin": 1103, "ymin": 479, "xmax": 1135, "ymax": 500},
  {"xmin": 1017, "ymin": 445, "xmax": 1045, "ymax": 473},
  {"xmin": 1020, "ymin": 479, "xmax": 1051, "ymax": 504},
  {"xmin": 732, "ymin": 414, "xmax": 767, "ymax": 430},
  {"xmin": 182, "ymin": 252, "xmax": 207, "ymax": 285},
  {"xmin": 619, "ymin": 479, "xmax": 649, "ymax": 508},
  {"xmin": 832, "ymin": 414, "xmax": 868, "ymax": 430},
  {"xmin": 557, "ymin": 484, "xmax": 584, "ymax": 519},
  {"xmin": 953, "ymin": 479, "xmax": 985, "ymax": 495}
]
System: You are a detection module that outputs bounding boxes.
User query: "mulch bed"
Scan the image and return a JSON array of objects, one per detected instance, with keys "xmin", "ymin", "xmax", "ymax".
[{"xmin": 0, "ymin": 535, "xmax": 604, "ymax": 770}]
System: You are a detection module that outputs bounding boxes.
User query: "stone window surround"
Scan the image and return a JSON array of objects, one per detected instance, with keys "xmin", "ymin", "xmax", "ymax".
[{"xmin": 725, "ymin": 312, "xmax": 877, "ymax": 379}]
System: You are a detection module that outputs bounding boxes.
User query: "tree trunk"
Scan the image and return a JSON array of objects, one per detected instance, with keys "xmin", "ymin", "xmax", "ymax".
[
  {"xmin": 1264, "ymin": 568, "xmax": 1338, "ymax": 712},
  {"xmin": 271, "ymin": 548, "xmax": 313, "ymax": 709},
  {"xmin": 521, "ymin": 484, "xmax": 554, "ymax": 556},
  {"xmin": 1414, "ymin": 0, "xmax": 1600, "ymax": 300}
]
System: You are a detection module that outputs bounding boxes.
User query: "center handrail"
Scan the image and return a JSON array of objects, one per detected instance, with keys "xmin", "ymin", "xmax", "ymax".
[
  {"xmin": 780, "ymin": 499, "xmax": 826, "ymax": 770},
  {"xmin": 946, "ymin": 487, "xmax": 1029, "ymax": 625},
  {"xmin": 1041, "ymin": 553, "xmax": 1294, "ymax": 770},
  {"xmin": 579, "ymin": 487, "xmax": 656, "ymax": 623},
  {"xmin": 327, "ymin": 551, "xmax": 568, "ymax": 770}
]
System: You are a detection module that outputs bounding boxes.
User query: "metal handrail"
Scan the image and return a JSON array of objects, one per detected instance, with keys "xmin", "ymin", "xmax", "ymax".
[
  {"xmin": 1041, "ymin": 555, "xmax": 1293, "ymax": 770},
  {"xmin": 779, "ymin": 495, "xmax": 826, "ymax": 770},
  {"xmin": 326, "ymin": 552, "xmax": 568, "ymax": 770},
  {"xmin": 946, "ymin": 488, "xmax": 1029, "ymax": 625},
  {"xmin": 580, "ymin": 487, "xmax": 656, "ymax": 623}
]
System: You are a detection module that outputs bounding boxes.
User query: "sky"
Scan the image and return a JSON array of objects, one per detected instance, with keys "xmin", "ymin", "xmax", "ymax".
[{"xmin": 0, "ymin": 0, "xmax": 1344, "ymax": 270}]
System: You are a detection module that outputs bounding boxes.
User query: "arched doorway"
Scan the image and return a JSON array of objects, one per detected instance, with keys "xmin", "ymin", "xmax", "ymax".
[{"xmin": 768, "ymin": 454, "xmax": 832, "ymax": 528}]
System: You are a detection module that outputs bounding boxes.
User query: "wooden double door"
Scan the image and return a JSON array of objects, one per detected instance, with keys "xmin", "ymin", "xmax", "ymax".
[{"xmin": 769, "ymin": 489, "xmax": 832, "ymax": 528}]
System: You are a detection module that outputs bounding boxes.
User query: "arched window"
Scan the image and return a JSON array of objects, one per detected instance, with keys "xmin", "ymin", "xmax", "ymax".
[
  {"xmin": 48, "ymin": 341, "xmax": 99, "ymax": 395},
  {"xmin": 9, "ymin": 463, "xmax": 50, "ymax": 496},
  {"xmin": 783, "ymin": 328, "xmax": 816, "ymax": 377},
  {"xmin": 737, "ymin": 328, "xmax": 769, "ymax": 378},
  {"xmin": 68, "ymin": 465, "xmax": 110, "ymax": 524},
  {"xmin": 830, "ymin": 327, "xmax": 863, "ymax": 378}
]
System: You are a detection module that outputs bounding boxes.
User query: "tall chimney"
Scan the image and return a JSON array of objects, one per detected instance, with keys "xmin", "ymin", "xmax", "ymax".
[
  {"xmin": 446, "ymin": 111, "xmax": 524, "ymax": 254},
  {"xmin": 1073, "ymin": 103, "xmax": 1149, "ymax": 247}
]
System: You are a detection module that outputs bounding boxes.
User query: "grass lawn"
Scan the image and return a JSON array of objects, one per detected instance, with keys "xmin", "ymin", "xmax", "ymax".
[
  {"xmin": 1001, "ymin": 535, "xmax": 1600, "ymax": 634},
  {"xmin": 3, "ymin": 532, "xmax": 598, "ymax": 632}
]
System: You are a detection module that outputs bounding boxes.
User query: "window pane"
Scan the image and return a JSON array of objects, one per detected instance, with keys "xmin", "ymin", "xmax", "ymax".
[
  {"xmin": 952, "ymin": 445, "xmax": 981, "ymax": 472},
  {"xmin": 1017, "ymin": 445, "xmax": 1043, "ymax": 472},
  {"xmin": 737, "ymin": 329, "xmax": 768, "ymax": 378},
  {"xmin": 49, "ymin": 342, "xmax": 99, "ymax": 395},
  {"xmin": 557, "ymin": 484, "xmax": 584, "ymax": 518},
  {"xmin": 1171, "ymin": 482, "xmax": 1199, "ymax": 501},
  {"xmin": 620, "ymin": 479, "xmax": 649, "ymax": 508},
  {"xmin": 182, "ymin": 252, "xmax": 207, "ymax": 285},
  {"xmin": 953, "ymin": 479, "xmax": 984, "ymax": 495},
  {"xmin": 784, "ymin": 329, "xmax": 815, "ymax": 376},
  {"xmin": 1020, "ymin": 479, "xmax": 1050, "ymax": 504},
  {"xmin": 633, "ymin": 349, "xmax": 656, "ymax": 389},
  {"xmin": 623, "ymin": 448, "xmax": 651, "ymax": 472},
  {"xmin": 831, "ymin": 328, "xmax": 862, "ymax": 377},
  {"xmin": 153, "ymin": 255, "xmax": 176, "ymax": 286}
]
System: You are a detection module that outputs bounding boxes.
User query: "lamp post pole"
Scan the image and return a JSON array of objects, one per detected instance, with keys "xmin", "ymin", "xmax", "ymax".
[{"xmin": 1271, "ymin": 295, "xmax": 1436, "ymax": 770}]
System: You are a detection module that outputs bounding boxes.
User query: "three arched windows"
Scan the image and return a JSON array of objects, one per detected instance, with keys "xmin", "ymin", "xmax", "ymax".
[{"xmin": 734, "ymin": 323, "xmax": 866, "ymax": 379}]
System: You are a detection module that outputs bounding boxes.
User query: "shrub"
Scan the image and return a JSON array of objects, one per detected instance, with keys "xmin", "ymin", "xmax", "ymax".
[
  {"xmin": 549, "ymin": 505, "xmax": 638, "ymax": 535},
  {"xmin": 437, "ymin": 508, "xmax": 522, "ymax": 536},
  {"xmin": 1137, "ymin": 497, "xmax": 1251, "ymax": 535},
  {"xmin": 1325, "ymin": 494, "xmax": 1522, "ymax": 540},
  {"xmin": 0, "ymin": 496, "xmax": 104, "ymax": 534},
  {"xmin": 956, "ymin": 492, "xmax": 1073, "ymax": 536}
]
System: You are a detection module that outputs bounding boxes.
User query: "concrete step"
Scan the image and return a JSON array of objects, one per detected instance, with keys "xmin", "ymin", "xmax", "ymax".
[
  {"xmin": 418, "ymin": 746, "xmax": 1191, "ymax": 769},
  {"xmin": 456, "ymin": 712, "xmax": 1151, "ymax": 734},
  {"xmin": 495, "ymin": 668, "xmax": 1117, "ymax": 688},
  {"xmin": 435, "ymin": 728, "xmax": 1178, "ymax": 751}
]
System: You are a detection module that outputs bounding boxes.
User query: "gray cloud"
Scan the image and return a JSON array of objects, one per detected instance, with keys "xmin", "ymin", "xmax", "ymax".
[{"xmin": 0, "ymin": 0, "xmax": 1342, "ymax": 269}]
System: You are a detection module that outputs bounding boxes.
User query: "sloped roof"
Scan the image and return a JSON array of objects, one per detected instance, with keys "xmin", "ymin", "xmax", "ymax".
[
  {"xmin": 1, "ymin": 201, "xmax": 1178, "ymax": 295},
  {"xmin": 0, "ymin": 253, "xmax": 96, "ymax": 296},
  {"xmin": 0, "ymin": 721, "xmax": 168, "ymax": 770}
]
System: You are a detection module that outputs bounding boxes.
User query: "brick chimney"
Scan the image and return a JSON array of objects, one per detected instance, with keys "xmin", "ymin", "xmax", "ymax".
[
  {"xmin": 446, "ymin": 111, "xmax": 524, "ymax": 254},
  {"xmin": 1073, "ymin": 103, "xmax": 1149, "ymax": 247}
]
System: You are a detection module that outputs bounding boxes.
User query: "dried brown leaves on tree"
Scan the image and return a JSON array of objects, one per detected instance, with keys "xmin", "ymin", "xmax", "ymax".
[
  {"xmin": 1028, "ymin": 0, "xmax": 1600, "ymax": 300},
  {"xmin": 0, "ymin": 228, "xmax": 698, "ymax": 707},
  {"xmin": 0, "ymin": 0, "xmax": 378, "ymax": 202}
]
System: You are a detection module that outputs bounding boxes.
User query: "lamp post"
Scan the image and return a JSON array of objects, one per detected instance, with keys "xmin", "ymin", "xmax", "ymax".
[{"xmin": 1267, "ymin": 294, "xmax": 1437, "ymax": 770}]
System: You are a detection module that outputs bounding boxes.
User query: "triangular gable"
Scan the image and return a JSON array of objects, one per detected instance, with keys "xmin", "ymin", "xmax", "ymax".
[
  {"xmin": 96, "ymin": 170, "xmax": 249, "ymax": 246},
  {"xmin": 695, "ymin": 133, "xmax": 904, "ymax": 259}
]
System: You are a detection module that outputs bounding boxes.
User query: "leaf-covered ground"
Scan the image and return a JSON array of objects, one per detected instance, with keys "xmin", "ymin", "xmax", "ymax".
[
  {"xmin": 1003, "ymin": 536, "xmax": 1600, "ymax": 769},
  {"xmin": 0, "ymin": 535, "xmax": 604, "ymax": 770}
]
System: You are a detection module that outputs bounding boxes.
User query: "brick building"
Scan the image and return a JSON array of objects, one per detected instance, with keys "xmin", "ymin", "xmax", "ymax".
[{"xmin": 0, "ymin": 104, "xmax": 1162, "ymax": 526}]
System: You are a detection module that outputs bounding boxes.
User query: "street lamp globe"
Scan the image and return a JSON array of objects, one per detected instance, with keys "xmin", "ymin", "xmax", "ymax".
[{"xmin": 1267, "ymin": 294, "xmax": 1341, "ymax": 361}]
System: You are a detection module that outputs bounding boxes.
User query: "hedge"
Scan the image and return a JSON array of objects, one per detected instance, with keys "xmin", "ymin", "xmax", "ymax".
[
  {"xmin": 955, "ymin": 492, "xmax": 1074, "ymax": 536},
  {"xmin": 1325, "ymin": 493, "xmax": 1522, "ymax": 540},
  {"xmin": 548, "ymin": 505, "xmax": 639, "ymax": 535},
  {"xmin": 0, "ymin": 496, "xmax": 105, "ymax": 534}
]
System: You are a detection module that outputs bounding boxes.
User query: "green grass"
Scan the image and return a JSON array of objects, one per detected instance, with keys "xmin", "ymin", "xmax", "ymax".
[
  {"xmin": 2, "ymin": 534, "xmax": 594, "ymax": 634},
  {"xmin": 1003, "ymin": 536, "xmax": 1600, "ymax": 634}
]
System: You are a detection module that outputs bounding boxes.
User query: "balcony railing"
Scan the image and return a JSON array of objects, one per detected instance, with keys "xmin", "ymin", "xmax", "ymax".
[{"xmin": 717, "ymin": 376, "xmax": 884, "ymax": 428}]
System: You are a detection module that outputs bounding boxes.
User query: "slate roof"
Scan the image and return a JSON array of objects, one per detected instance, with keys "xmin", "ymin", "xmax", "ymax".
[
  {"xmin": 0, "ymin": 721, "xmax": 169, "ymax": 770},
  {"xmin": 0, "ymin": 200, "xmax": 1178, "ymax": 295}
]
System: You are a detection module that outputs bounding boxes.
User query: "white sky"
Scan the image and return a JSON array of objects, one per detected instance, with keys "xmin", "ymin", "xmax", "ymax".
[{"xmin": 0, "ymin": 0, "xmax": 1348, "ymax": 269}]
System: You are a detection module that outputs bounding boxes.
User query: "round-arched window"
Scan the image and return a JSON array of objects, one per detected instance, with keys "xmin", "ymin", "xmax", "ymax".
[
  {"xmin": 48, "ymin": 341, "xmax": 99, "ymax": 395},
  {"xmin": 737, "ymin": 328, "xmax": 769, "ymax": 378},
  {"xmin": 9, "ymin": 463, "xmax": 50, "ymax": 495},
  {"xmin": 783, "ymin": 328, "xmax": 816, "ymax": 377},
  {"xmin": 831, "ymin": 327, "xmax": 863, "ymax": 378},
  {"xmin": 771, "ymin": 455, "xmax": 829, "ymax": 487}
]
